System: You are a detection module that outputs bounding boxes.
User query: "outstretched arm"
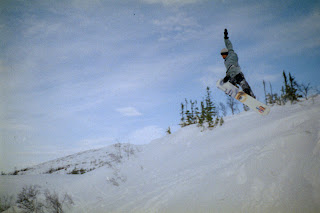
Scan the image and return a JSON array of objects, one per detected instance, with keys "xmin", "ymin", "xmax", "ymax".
[{"xmin": 224, "ymin": 29, "xmax": 234, "ymax": 51}]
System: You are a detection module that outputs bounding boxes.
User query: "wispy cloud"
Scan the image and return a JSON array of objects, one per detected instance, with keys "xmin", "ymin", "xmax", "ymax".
[
  {"xmin": 126, "ymin": 125, "xmax": 164, "ymax": 145},
  {"xmin": 152, "ymin": 12, "xmax": 201, "ymax": 41},
  {"xmin": 77, "ymin": 136, "xmax": 115, "ymax": 150},
  {"xmin": 116, "ymin": 107, "xmax": 142, "ymax": 117}
]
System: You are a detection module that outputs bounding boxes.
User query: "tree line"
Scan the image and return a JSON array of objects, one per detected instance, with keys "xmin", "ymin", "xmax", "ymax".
[
  {"xmin": 263, "ymin": 70, "xmax": 313, "ymax": 105},
  {"xmin": 179, "ymin": 87, "xmax": 224, "ymax": 129},
  {"xmin": 169, "ymin": 69, "xmax": 315, "ymax": 135}
]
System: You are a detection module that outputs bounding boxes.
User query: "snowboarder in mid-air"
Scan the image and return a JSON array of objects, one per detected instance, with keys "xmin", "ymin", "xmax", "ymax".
[{"xmin": 221, "ymin": 29, "xmax": 255, "ymax": 98}]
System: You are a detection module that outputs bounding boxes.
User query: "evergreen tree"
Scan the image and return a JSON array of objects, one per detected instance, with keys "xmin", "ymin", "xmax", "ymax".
[
  {"xmin": 274, "ymin": 93, "xmax": 282, "ymax": 105},
  {"xmin": 288, "ymin": 72, "xmax": 300, "ymax": 103},
  {"xmin": 185, "ymin": 99, "xmax": 192, "ymax": 126},
  {"xmin": 219, "ymin": 117, "xmax": 224, "ymax": 126},
  {"xmin": 194, "ymin": 101, "xmax": 200, "ymax": 124},
  {"xmin": 166, "ymin": 127, "xmax": 171, "ymax": 135},
  {"xmin": 215, "ymin": 117, "xmax": 220, "ymax": 127},
  {"xmin": 178, "ymin": 86, "xmax": 224, "ymax": 129},
  {"xmin": 282, "ymin": 71, "xmax": 300, "ymax": 103},
  {"xmin": 190, "ymin": 100, "xmax": 197, "ymax": 124},
  {"xmin": 281, "ymin": 86, "xmax": 286, "ymax": 104},
  {"xmin": 282, "ymin": 70, "xmax": 289, "ymax": 102},
  {"xmin": 197, "ymin": 101, "xmax": 206, "ymax": 127},
  {"xmin": 281, "ymin": 71, "xmax": 301, "ymax": 103},
  {"xmin": 179, "ymin": 102, "xmax": 186, "ymax": 127},
  {"xmin": 205, "ymin": 87, "xmax": 216, "ymax": 128}
]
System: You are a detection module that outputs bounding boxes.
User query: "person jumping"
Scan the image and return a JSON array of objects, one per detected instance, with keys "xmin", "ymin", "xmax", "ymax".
[{"xmin": 221, "ymin": 29, "xmax": 255, "ymax": 98}]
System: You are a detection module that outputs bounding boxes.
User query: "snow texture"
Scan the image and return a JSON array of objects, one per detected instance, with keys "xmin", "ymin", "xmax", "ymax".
[{"xmin": 1, "ymin": 96, "xmax": 320, "ymax": 213}]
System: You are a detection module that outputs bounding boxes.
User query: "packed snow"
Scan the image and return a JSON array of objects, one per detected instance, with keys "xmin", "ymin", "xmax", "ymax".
[{"xmin": 1, "ymin": 96, "xmax": 320, "ymax": 213}]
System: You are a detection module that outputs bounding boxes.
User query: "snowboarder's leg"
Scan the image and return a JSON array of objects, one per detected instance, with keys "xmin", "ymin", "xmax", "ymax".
[
  {"xmin": 228, "ymin": 77, "xmax": 237, "ymax": 87},
  {"xmin": 240, "ymin": 79, "xmax": 255, "ymax": 98},
  {"xmin": 234, "ymin": 73, "xmax": 255, "ymax": 98}
]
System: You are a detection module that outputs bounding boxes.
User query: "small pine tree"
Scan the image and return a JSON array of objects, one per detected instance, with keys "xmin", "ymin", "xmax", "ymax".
[
  {"xmin": 179, "ymin": 103, "xmax": 186, "ymax": 127},
  {"xmin": 266, "ymin": 93, "xmax": 273, "ymax": 105},
  {"xmin": 166, "ymin": 127, "xmax": 171, "ymax": 135},
  {"xmin": 281, "ymin": 86, "xmax": 286, "ymax": 104},
  {"xmin": 190, "ymin": 100, "xmax": 197, "ymax": 124},
  {"xmin": 288, "ymin": 72, "xmax": 300, "ymax": 103},
  {"xmin": 194, "ymin": 101, "xmax": 200, "ymax": 124},
  {"xmin": 282, "ymin": 70, "xmax": 290, "ymax": 102},
  {"xmin": 214, "ymin": 117, "xmax": 220, "ymax": 127},
  {"xmin": 179, "ymin": 87, "xmax": 221, "ymax": 130},
  {"xmin": 219, "ymin": 117, "xmax": 224, "ymax": 126},
  {"xmin": 282, "ymin": 71, "xmax": 300, "ymax": 104},
  {"xmin": 197, "ymin": 101, "xmax": 206, "ymax": 127},
  {"xmin": 184, "ymin": 99, "xmax": 193, "ymax": 126},
  {"xmin": 274, "ymin": 93, "xmax": 282, "ymax": 105},
  {"xmin": 205, "ymin": 87, "xmax": 216, "ymax": 128}
]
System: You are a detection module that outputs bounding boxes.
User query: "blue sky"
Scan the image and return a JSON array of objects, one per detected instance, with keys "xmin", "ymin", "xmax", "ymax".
[{"xmin": 1, "ymin": 0, "xmax": 320, "ymax": 171}]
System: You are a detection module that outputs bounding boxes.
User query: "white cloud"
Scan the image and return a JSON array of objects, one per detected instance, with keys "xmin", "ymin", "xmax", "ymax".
[
  {"xmin": 116, "ymin": 107, "xmax": 142, "ymax": 117},
  {"xmin": 152, "ymin": 12, "xmax": 201, "ymax": 41},
  {"xmin": 77, "ymin": 136, "xmax": 115, "ymax": 150},
  {"xmin": 127, "ymin": 125, "xmax": 165, "ymax": 145}
]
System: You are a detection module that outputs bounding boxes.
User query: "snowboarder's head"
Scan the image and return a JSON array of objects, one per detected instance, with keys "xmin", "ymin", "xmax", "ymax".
[{"xmin": 221, "ymin": 48, "xmax": 228, "ymax": 59}]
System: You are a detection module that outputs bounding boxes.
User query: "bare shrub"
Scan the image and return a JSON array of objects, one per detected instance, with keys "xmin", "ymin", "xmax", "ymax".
[
  {"xmin": 44, "ymin": 190, "xmax": 74, "ymax": 213},
  {"xmin": 0, "ymin": 194, "xmax": 14, "ymax": 212},
  {"xmin": 123, "ymin": 144, "xmax": 136, "ymax": 159},
  {"xmin": 108, "ymin": 153, "xmax": 122, "ymax": 163},
  {"xmin": 16, "ymin": 185, "xmax": 43, "ymax": 213}
]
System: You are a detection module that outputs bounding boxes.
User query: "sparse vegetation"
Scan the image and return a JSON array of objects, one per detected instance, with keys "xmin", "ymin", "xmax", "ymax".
[
  {"xmin": 7, "ymin": 167, "xmax": 32, "ymax": 175},
  {"xmin": 68, "ymin": 168, "xmax": 87, "ymax": 175},
  {"xmin": 263, "ymin": 70, "xmax": 313, "ymax": 106},
  {"xmin": 4, "ymin": 143, "xmax": 139, "ymax": 176},
  {"xmin": 180, "ymin": 87, "xmax": 223, "ymax": 129},
  {"xmin": 0, "ymin": 194, "xmax": 15, "ymax": 212},
  {"xmin": 16, "ymin": 185, "xmax": 43, "ymax": 213},
  {"xmin": 44, "ymin": 190, "xmax": 74, "ymax": 213},
  {"xmin": 166, "ymin": 126, "xmax": 172, "ymax": 135},
  {"xmin": 46, "ymin": 167, "xmax": 67, "ymax": 174},
  {"xmin": 107, "ymin": 171, "xmax": 127, "ymax": 187},
  {"xmin": 9, "ymin": 185, "xmax": 75, "ymax": 213}
]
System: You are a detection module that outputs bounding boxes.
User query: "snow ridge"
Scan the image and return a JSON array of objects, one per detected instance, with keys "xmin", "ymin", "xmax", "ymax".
[{"xmin": 12, "ymin": 143, "xmax": 140, "ymax": 175}]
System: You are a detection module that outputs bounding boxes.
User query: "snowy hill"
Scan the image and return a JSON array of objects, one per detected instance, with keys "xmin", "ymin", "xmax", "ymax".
[
  {"xmin": 1, "ymin": 96, "xmax": 320, "ymax": 213},
  {"xmin": 8, "ymin": 143, "xmax": 141, "ymax": 175}
]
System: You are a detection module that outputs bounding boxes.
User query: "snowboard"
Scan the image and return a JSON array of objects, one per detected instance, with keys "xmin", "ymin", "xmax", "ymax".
[{"xmin": 216, "ymin": 79, "xmax": 270, "ymax": 116}]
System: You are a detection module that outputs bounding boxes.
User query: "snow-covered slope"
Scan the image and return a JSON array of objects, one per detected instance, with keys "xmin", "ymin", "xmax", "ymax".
[
  {"xmin": 10, "ymin": 143, "xmax": 140, "ymax": 175},
  {"xmin": 1, "ymin": 96, "xmax": 320, "ymax": 213}
]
